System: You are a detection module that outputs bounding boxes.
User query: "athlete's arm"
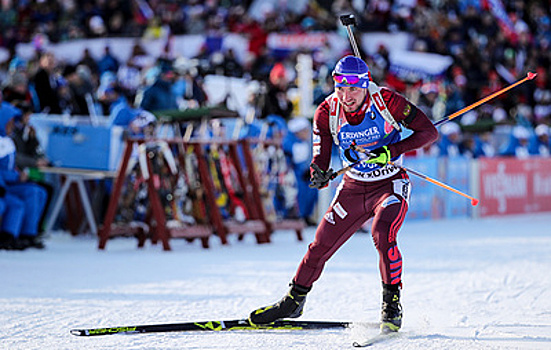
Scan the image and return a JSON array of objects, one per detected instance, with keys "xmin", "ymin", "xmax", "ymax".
[
  {"xmin": 381, "ymin": 89, "xmax": 438, "ymax": 157},
  {"xmin": 310, "ymin": 100, "xmax": 333, "ymax": 171}
]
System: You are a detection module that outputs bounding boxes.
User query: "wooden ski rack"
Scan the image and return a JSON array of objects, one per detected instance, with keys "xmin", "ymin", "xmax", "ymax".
[{"xmin": 98, "ymin": 135, "xmax": 305, "ymax": 251}]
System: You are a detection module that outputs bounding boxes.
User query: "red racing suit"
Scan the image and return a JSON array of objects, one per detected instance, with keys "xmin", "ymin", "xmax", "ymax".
[{"xmin": 293, "ymin": 87, "xmax": 438, "ymax": 287}]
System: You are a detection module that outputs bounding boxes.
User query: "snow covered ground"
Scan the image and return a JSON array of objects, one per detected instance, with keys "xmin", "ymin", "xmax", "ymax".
[{"xmin": 2, "ymin": 213, "xmax": 551, "ymax": 350}]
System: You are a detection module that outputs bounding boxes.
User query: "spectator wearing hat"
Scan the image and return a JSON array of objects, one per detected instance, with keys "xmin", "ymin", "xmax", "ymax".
[
  {"xmin": 500, "ymin": 126, "xmax": 532, "ymax": 158},
  {"xmin": 531, "ymin": 124, "xmax": 551, "ymax": 156},
  {"xmin": 127, "ymin": 110, "xmax": 157, "ymax": 138},
  {"xmin": 260, "ymin": 62, "xmax": 294, "ymax": 121},
  {"xmin": 139, "ymin": 60, "xmax": 178, "ymax": 112},
  {"xmin": 416, "ymin": 82, "xmax": 445, "ymax": 121},
  {"xmin": 437, "ymin": 122, "xmax": 463, "ymax": 157},
  {"xmin": 283, "ymin": 117, "xmax": 317, "ymax": 226},
  {"xmin": 1, "ymin": 71, "xmax": 33, "ymax": 106}
]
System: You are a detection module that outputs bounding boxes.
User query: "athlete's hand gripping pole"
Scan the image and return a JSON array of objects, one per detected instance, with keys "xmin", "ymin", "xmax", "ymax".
[
  {"xmin": 330, "ymin": 141, "xmax": 388, "ymax": 181},
  {"xmin": 346, "ymin": 144, "xmax": 479, "ymax": 206},
  {"xmin": 309, "ymin": 163, "xmax": 336, "ymax": 189}
]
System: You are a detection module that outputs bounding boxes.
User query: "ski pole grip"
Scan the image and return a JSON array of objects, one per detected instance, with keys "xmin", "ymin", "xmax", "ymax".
[{"xmin": 340, "ymin": 14, "xmax": 357, "ymax": 26}]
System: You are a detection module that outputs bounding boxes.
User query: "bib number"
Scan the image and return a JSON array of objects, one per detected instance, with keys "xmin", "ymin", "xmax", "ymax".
[{"xmin": 392, "ymin": 179, "xmax": 410, "ymax": 204}]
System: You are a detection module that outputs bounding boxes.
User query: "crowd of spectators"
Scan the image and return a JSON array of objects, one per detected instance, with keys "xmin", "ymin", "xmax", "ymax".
[
  {"xmin": 0, "ymin": 0, "xmax": 550, "ymax": 248},
  {"xmin": 0, "ymin": 0, "xmax": 549, "ymax": 161},
  {"xmin": 358, "ymin": 0, "xmax": 551, "ymax": 158},
  {"xmin": 0, "ymin": 0, "xmax": 551, "ymax": 150}
]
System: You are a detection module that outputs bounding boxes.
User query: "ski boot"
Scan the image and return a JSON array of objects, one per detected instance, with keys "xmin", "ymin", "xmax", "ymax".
[
  {"xmin": 249, "ymin": 282, "xmax": 311, "ymax": 325},
  {"xmin": 380, "ymin": 283, "xmax": 402, "ymax": 333},
  {"xmin": 0, "ymin": 232, "xmax": 27, "ymax": 250}
]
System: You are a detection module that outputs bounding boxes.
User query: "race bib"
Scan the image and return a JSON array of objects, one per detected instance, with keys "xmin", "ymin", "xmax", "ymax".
[{"xmin": 392, "ymin": 178, "xmax": 411, "ymax": 204}]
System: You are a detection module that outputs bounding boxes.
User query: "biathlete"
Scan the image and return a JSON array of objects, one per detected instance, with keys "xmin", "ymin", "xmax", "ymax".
[{"xmin": 249, "ymin": 55, "xmax": 438, "ymax": 333}]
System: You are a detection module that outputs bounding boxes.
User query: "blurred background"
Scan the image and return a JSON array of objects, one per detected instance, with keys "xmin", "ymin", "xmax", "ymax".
[{"xmin": 0, "ymin": 0, "xmax": 549, "ymax": 251}]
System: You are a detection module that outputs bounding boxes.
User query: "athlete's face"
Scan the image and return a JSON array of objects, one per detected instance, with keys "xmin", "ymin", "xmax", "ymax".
[{"xmin": 335, "ymin": 86, "xmax": 368, "ymax": 113}]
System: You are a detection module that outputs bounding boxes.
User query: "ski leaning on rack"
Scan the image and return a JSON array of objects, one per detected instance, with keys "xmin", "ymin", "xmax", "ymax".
[{"xmin": 70, "ymin": 319, "xmax": 355, "ymax": 336}]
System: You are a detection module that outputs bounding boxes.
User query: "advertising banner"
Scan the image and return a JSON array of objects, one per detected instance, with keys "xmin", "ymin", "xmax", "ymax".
[{"xmin": 478, "ymin": 158, "xmax": 551, "ymax": 216}]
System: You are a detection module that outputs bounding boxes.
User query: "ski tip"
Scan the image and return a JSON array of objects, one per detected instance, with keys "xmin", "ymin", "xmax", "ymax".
[
  {"xmin": 527, "ymin": 72, "xmax": 537, "ymax": 80},
  {"xmin": 352, "ymin": 331, "xmax": 400, "ymax": 347},
  {"xmin": 70, "ymin": 329, "xmax": 85, "ymax": 336}
]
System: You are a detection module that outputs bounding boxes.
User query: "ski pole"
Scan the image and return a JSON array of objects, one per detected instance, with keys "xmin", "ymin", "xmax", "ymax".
[
  {"xmin": 331, "ymin": 158, "xmax": 479, "ymax": 206},
  {"xmin": 340, "ymin": 14, "xmax": 361, "ymax": 58},
  {"xmin": 330, "ymin": 160, "xmax": 361, "ymax": 180},
  {"xmin": 434, "ymin": 72, "xmax": 537, "ymax": 127},
  {"xmin": 396, "ymin": 162, "xmax": 479, "ymax": 206},
  {"xmin": 351, "ymin": 145, "xmax": 479, "ymax": 206}
]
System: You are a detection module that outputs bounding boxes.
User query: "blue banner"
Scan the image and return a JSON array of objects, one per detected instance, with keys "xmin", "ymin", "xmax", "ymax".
[
  {"xmin": 403, "ymin": 157, "xmax": 440, "ymax": 220},
  {"xmin": 444, "ymin": 157, "xmax": 471, "ymax": 218},
  {"xmin": 30, "ymin": 116, "xmax": 125, "ymax": 171}
]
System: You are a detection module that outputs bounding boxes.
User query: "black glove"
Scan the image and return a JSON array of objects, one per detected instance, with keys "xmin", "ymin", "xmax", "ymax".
[
  {"xmin": 0, "ymin": 186, "xmax": 5, "ymax": 198},
  {"xmin": 309, "ymin": 163, "xmax": 335, "ymax": 189}
]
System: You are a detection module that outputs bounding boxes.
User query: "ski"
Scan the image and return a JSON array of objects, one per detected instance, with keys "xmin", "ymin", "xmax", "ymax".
[
  {"xmin": 70, "ymin": 319, "xmax": 352, "ymax": 336},
  {"xmin": 352, "ymin": 332, "xmax": 401, "ymax": 347}
]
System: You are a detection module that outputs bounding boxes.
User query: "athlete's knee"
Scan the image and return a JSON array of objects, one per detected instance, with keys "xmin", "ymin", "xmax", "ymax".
[
  {"xmin": 373, "ymin": 201, "xmax": 407, "ymax": 246},
  {"xmin": 304, "ymin": 241, "xmax": 333, "ymax": 267}
]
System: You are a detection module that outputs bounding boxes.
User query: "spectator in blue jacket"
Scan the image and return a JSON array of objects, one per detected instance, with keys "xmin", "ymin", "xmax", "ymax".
[
  {"xmin": 100, "ymin": 85, "xmax": 139, "ymax": 127},
  {"xmin": 500, "ymin": 126, "xmax": 532, "ymax": 158},
  {"xmin": 0, "ymin": 97, "xmax": 26, "ymax": 249},
  {"xmin": 0, "ymin": 112, "xmax": 48, "ymax": 249},
  {"xmin": 283, "ymin": 117, "xmax": 318, "ymax": 226},
  {"xmin": 0, "ymin": 91, "xmax": 22, "ymax": 127},
  {"xmin": 0, "ymin": 179, "xmax": 26, "ymax": 250},
  {"xmin": 11, "ymin": 101, "xmax": 54, "ymax": 233},
  {"xmin": 531, "ymin": 124, "xmax": 550, "ymax": 156},
  {"xmin": 437, "ymin": 122, "xmax": 463, "ymax": 157},
  {"xmin": 97, "ymin": 46, "xmax": 120, "ymax": 75},
  {"xmin": 139, "ymin": 60, "xmax": 178, "ymax": 112}
]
